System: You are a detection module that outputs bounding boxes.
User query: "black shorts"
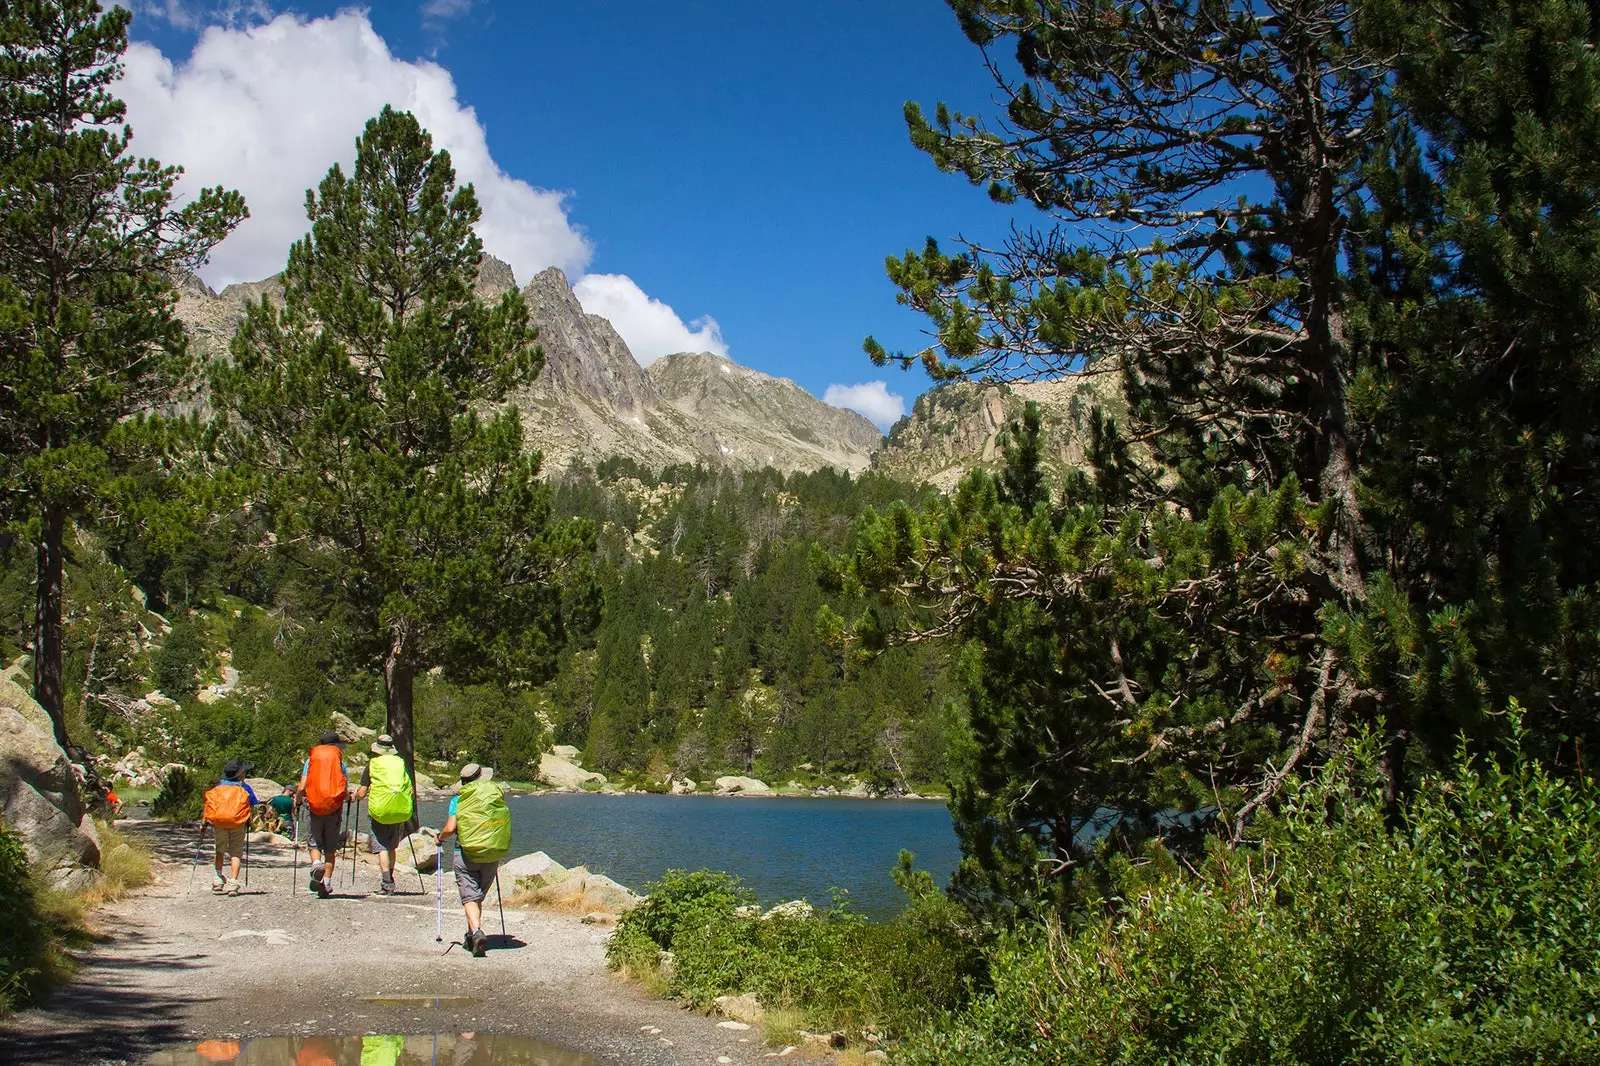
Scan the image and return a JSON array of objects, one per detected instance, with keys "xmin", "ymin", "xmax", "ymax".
[
  {"xmin": 369, "ymin": 819, "xmax": 407, "ymax": 853},
  {"xmin": 307, "ymin": 810, "xmax": 342, "ymax": 859}
]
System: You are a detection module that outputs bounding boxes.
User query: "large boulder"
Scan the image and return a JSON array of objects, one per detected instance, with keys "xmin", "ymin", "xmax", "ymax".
[
  {"xmin": 0, "ymin": 676, "xmax": 102, "ymax": 891},
  {"xmin": 329, "ymin": 711, "xmax": 375, "ymax": 745},
  {"xmin": 550, "ymin": 744, "xmax": 582, "ymax": 762},
  {"xmin": 500, "ymin": 850, "xmax": 564, "ymax": 886},
  {"xmin": 714, "ymin": 775, "xmax": 774, "ymax": 796},
  {"xmin": 395, "ymin": 832, "xmax": 440, "ymax": 874},
  {"xmin": 538, "ymin": 753, "xmax": 605, "ymax": 790},
  {"xmin": 517, "ymin": 864, "xmax": 641, "ymax": 915}
]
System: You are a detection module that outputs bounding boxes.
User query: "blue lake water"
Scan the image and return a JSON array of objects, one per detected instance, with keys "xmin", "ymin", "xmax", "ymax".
[{"xmin": 416, "ymin": 793, "xmax": 960, "ymax": 918}]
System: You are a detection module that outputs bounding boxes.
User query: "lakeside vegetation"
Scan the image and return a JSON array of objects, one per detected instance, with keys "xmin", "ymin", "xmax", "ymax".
[{"xmin": 3, "ymin": 0, "xmax": 1600, "ymax": 1060}]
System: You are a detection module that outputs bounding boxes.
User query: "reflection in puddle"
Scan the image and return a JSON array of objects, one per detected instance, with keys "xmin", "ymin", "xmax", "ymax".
[
  {"xmin": 361, "ymin": 996, "xmax": 478, "ymax": 1008},
  {"xmin": 146, "ymin": 1034, "xmax": 604, "ymax": 1065}
]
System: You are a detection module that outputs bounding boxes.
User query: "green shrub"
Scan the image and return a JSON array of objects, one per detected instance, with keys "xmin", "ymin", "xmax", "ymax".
[
  {"xmin": 0, "ymin": 821, "xmax": 47, "ymax": 1013},
  {"xmin": 151, "ymin": 618, "xmax": 207, "ymax": 698},
  {"xmin": 608, "ymin": 861, "xmax": 983, "ymax": 1037},
  {"xmin": 151, "ymin": 767, "xmax": 202, "ymax": 822},
  {"xmin": 901, "ymin": 722, "xmax": 1600, "ymax": 1065}
]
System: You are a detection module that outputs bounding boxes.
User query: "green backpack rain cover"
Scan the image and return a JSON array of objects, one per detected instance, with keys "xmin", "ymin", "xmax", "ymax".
[
  {"xmin": 366, "ymin": 753, "xmax": 414, "ymax": 825},
  {"xmin": 455, "ymin": 778, "xmax": 511, "ymax": 863}
]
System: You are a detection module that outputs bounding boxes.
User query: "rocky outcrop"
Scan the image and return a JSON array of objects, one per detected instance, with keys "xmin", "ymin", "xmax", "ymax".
[
  {"xmin": 328, "ymin": 711, "xmax": 375, "ymax": 745},
  {"xmin": 714, "ymin": 775, "xmax": 774, "ymax": 796},
  {"xmin": 873, "ymin": 374, "xmax": 1126, "ymax": 491},
  {"xmin": 0, "ymin": 674, "xmax": 102, "ymax": 891},
  {"xmin": 513, "ymin": 862, "xmax": 641, "ymax": 916},
  {"xmin": 537, "ymin": 753, "xmax": 605, "ymax": 791}
]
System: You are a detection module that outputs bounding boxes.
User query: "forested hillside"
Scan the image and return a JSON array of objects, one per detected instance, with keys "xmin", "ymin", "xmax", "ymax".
[{"xmin": 0, "ymin": 458, "xmax": 961, "ymax": 792}]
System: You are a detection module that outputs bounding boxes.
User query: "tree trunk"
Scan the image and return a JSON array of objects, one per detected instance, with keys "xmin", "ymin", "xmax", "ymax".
[
  {"xmin": 33, "ymin": 503, "xmax": 71, "ymax": 753},
  {"xmin": 383, "ymin": 623, "xmax": 418, "ymax": 832}
]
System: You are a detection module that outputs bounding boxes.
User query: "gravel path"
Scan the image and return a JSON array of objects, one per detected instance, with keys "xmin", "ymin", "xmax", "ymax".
[{"xmin": 0, "ymin": 821, "xmax": 781, "ymax": 1066}]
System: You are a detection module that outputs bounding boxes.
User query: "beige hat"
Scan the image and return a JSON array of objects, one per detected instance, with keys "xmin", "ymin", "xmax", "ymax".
[
  {"xmin": 459, "ymin": 762, "xmax": 482, "ymax": 782},
  {"xmin": 370, "ymin": 734, "xmax": 396, "ymax": 756}
]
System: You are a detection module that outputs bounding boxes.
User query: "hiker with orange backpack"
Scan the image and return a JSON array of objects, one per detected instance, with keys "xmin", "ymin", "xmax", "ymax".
[
  {"xmin": 297, "ymin": 732, "xmax": 350, "ymax": 898},
  {"xmin": 203, "ymin": 759, "xmax": 258, "ymax": 896}
]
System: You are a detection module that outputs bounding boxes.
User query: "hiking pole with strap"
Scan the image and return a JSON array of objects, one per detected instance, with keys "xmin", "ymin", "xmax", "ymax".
[
  {"xmin": 352, "ymin": 796, "xmax": 363, "ymax": 888},
  {"xmin": 493, "ymin": 869, "xmax": 506, "ymax": 941},
  {"xmin": 243, "ymin": 825, "xmax": 250, "ymax": 890},
  {"xmin": 186, "ymin": 821, "xmax": 209, "ymax": 893},
  {"xmin": 434, "ymin": 842, "xmax": 443, "ymax": 942}
]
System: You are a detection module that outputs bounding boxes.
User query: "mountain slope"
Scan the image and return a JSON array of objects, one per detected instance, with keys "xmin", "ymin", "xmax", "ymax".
[
  {"xmin": 872, "ymin": 373, "xmax": 1125, "ymax": 490},
  {"xmin": 172, "ymin": 258, "xmax": 883, "ymax": 476}
]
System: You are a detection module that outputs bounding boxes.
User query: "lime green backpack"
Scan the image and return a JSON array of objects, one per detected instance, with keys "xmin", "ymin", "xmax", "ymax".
[
  {"xmin": 455, "ymin": 778, "xmax": 511, "ymax": 863},
  {"xmin": 366, "ymin": 753, "xmax": 414, "ymax": 825}
]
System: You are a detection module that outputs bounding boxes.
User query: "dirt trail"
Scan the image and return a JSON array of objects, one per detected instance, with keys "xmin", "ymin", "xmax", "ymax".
[{"xmin": 0, "ymin": 821, "xmax": 778, "ymax": 1066}]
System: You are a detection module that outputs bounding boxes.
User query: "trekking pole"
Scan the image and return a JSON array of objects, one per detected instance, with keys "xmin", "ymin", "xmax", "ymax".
[
  {"xmin": 291, "ymin": 804, "xmax": 300, "ymax": 896},
  {"xmin": 350, "ymin": 796, "xmax": 362, "ymax": 888},
  {"xmin": 243, "ymin": 827, "xmax": 250, "ymax": 890},
  {"xmin": 493, "ymin": 869, "xmax": 506, "ymax": 940},
  {"xmin": 187, "ymin": 822, "xmax": 208, "ymax": 893},
  {"xmin": 434, "ymin": 845, "xmax": 443, "ymax": 942}
]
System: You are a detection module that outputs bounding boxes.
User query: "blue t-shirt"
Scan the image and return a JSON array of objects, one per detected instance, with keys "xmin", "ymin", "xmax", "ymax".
[
  {"xmin": 447, "ymin": 795, "xmax": 458, "ymax": 816},
  {"xmin": 218, "ymin": 780, "xmax": 259, "ymax": 805}
]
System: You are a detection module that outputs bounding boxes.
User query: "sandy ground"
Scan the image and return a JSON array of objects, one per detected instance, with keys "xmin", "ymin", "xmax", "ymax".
[{"xmin": 0, "ymin": 821, "xmax": 786, "ymax": 1066}]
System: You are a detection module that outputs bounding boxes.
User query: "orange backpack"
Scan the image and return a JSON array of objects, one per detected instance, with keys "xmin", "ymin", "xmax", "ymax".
[
  {"xmin": 202, "ymin": 783, "xmax": 251, "ymax": 830},
  {"xmin": 302, "ymin": 744, "xmax": 347, "ymax": 815}
]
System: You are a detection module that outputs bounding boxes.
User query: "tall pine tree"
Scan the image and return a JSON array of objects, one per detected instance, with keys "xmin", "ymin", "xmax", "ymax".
[
  {"xmin": 214, "ymin": 106, "xmax": 594, "ymax": 792},
  {"xmin": 0, "ymin": 0, "xmax": 245, "ymax": 749}
]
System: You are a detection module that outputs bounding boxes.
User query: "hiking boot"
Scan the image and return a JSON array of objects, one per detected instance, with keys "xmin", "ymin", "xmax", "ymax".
[
  {"xmin": 226, "ymin": 878, "xmax": 242, "ymax": 896},
  {"xmin": 468, "ymin": 928, "xmax": 488, "ymax": 957},
  {"xmin": 211, "ymin": 873, "xmax": 226, "ymax": 894},
  {"xmin": 308, "ymin": 872, "xmax": 322, "ymax": 894},
  {"xmin": 377, "ymin": 880, "xmax": 395, "ymax": 896},
  {"xmin": 316, "ymin": 879, "xmax": 333, "ymax": 898}
]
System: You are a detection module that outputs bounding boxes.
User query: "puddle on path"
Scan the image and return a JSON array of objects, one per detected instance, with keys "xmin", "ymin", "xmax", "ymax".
[
  {"xmin": 145, "ymin": 1033, "xmax": 604, "ymax": 1065},
  {"xmin": 361, "ymin": 996, "xmax": 477, "ymax": 1008}
]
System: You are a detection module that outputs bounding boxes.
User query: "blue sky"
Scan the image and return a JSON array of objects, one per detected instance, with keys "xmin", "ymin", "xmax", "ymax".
[{"xmin": 122, "ymin": 1, "xmax": 1029, "ymax": 428}]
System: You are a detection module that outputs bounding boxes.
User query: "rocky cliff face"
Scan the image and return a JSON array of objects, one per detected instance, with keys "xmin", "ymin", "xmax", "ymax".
[
  {"xmin": 872, "ymin": 373, "xmax": 1125, "ymax": 490},
  {"xmin": 172, "ymin": 258, "xmax": 884, "ymax": 476}
]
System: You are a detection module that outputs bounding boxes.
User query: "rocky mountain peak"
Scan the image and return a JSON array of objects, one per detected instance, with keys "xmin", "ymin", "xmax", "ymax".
[{"xmin": 475, "ymin": 254, "xmax": 517, "ymax": 300}]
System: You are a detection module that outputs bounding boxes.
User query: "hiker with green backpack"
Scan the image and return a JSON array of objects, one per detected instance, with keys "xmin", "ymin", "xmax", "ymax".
[
  {"xmin": 436, "ymin": 762, "xmax": 511, "ymax": 957},
  {"xmin": 354, "ymin": 734, "xmax": 414, "ymax": 895}
]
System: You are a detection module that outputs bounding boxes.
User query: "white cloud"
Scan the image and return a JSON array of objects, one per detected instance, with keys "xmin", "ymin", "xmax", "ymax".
[
  {"xmin": 117, "ymin": 11, "xmax": 593, "ymax": 288},
  {"xmin": 420, "ymin": 0, "xmax": 475, "ymax": 21},
  {"xmin": 134, "ymin": 0, "xmax": 273, "ymax": 33},
  {"xmin": 823, "ymin": 382, "xmax": 904, "ymax": 431},
  {"xmin": 572, "ymin": 273, "xmax": 728, "ymax": 366}
]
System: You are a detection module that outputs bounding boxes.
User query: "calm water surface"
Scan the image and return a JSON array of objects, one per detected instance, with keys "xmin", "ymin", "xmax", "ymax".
[
  {"xmin": 146, "ymin": 1034, "xmax": 599, "ymax": 1065},
  {"xmin": 416, "ymin": 793, "xmax": 959, "ymax": 918}
]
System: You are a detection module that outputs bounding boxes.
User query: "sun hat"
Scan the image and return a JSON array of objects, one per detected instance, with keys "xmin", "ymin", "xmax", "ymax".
[
  {"xmin": 371, "ymin": 734, "xmax": 396, "ymax": 756},
  {"xmin": 459, "ymin": 762, "xmax": 482, "ymax": 783},
  {"xmin": 222, "ymin": 757, "xmax": 251, "ymax": 780},
  {"xmin": 319, "ymin": 731, "xmax": 342, "ymax": 746}
]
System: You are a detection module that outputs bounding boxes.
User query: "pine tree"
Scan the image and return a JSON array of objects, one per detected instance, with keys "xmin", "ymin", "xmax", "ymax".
[
  {"xmin": 847, "ymin": 0, "xmax": 1600, "ymax": 914},
  {"xmin": 213, "ymin": 106, "xmax": 593, "ymax": 791},
  {"xmin": 0, "ymin": 0, "xmax": 245, "ymax": 750}
]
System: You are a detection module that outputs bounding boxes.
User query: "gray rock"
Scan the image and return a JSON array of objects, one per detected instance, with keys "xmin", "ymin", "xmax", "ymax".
[
  {"xmin": 714, "ymin": 775, "xmax": 774, "ymax": 796},
  {"xmin": 538, "ymin": 753, "xmax": 605, "ymax": 790},
  {"xmin": 0, "ymin": 678, "xmax": 102, "ymax": 891},
  {"xmin": 329, "ymin": 711, "xmax": 375, "ymax": 745},
  {"xmin": 549, "ymin": 744, "xmax": 582, "ymax": 762},
  {"xmin": 500, "ymin": 850, "xmax": 564, "ymax": 886}
]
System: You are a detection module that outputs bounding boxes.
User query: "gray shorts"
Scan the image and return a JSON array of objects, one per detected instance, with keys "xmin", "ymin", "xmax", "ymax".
[
  {"xmin": 307, "ymin": 810, "xmax": 343, "ymax": 859},
  {"xmin": 453, "ymin": 852, "xmax": 499, "ymax": 904},
  {"xmin": 369, "ymin": 819, "xmax": 407, "ymax": 853}
]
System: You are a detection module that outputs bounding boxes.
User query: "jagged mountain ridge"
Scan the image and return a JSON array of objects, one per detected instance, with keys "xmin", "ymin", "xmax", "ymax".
[{"xmin": 173, "ymin": 257, "xmax": 883, "ymax": 475}]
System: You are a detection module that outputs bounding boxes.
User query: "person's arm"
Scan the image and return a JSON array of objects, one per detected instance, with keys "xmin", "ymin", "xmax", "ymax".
[
  {"xmin": 439, "ymin": 815, "xmax": 457, "ymax": 840},
  {"xmin": 355, "ymin": 765, "xmax": 370, "ymax": 801},
  {"xmin": 296, "ymin": 759, "xmax": 309, "ymax": 802},
  {"xmin": 243, "ymin": 783, "xmax": 259, "ymax": 805}
]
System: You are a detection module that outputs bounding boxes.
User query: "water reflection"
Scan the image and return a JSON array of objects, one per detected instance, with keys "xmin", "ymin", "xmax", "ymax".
[{"xmin": 146, "ymin": 1034, "xmax": 604, "ymax": 1065}]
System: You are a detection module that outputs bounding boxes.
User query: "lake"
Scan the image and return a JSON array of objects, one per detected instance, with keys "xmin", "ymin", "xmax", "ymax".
[{"xmin": 416, "ymin": 793, "xmax": 960, "ymax": 918}]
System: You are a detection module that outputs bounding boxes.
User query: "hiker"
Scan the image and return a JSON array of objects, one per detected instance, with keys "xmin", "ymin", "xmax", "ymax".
[
  {"xmin": 267, "ymin": 784, "xmax": 296, "ymax": 834},
  {"xmin": 297, "ymin": 732, "xmax": 349, "ymax": 897},
  {"xmin": 437, "ymin": 763, "xmax": 511, "ymax": 957},
  {"xmin": 202, "ymin": 759, "xmax": 257, "ymax": 896},
  {"xmin": 354, "ymin": 734, "xmax": 414, "ymax": 895}
]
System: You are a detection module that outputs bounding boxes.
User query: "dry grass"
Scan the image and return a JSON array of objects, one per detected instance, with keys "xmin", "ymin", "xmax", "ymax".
[
  {"xmin": 834, "ymin": 1046, "xmax": 882, "ymax": 1066},
  {"xmin": 762, "ymin": 1007, "xmax": 805, "ymax": 1048}
]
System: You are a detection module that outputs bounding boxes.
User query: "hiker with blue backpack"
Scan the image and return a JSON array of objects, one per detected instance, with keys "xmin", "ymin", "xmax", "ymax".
[
  {"xmin": 436, "ymin": 762, "xmax": 511, "ymax": 956},
  {"xmin": 354, "ymin": 734, "xmax": 414, "ymax": 895}
]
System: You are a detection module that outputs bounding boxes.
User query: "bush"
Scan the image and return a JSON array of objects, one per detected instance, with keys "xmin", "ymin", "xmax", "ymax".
[
  {"xmin": 0, "ymin": 821, "xmax": 48, "ymax": 1014},
  {"xmin": 151, "ymin": 767, "xmax": 202, "ymax": 822},
  {"xmin": 150, "ymin": 618, "xmax": 206, "ymax": 698},
  {"xmin": 608, "ymin": 860, "xmax": 983, "ymax": 1037},
  {"xmin": 901, "ymin": 721, "xmax": 1600, "ymax": 1065}
]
